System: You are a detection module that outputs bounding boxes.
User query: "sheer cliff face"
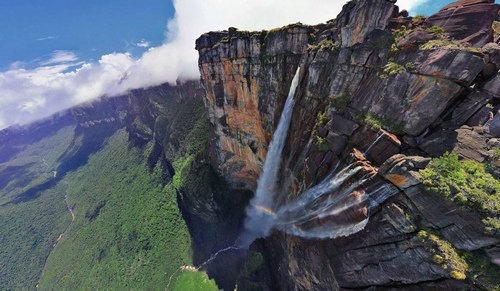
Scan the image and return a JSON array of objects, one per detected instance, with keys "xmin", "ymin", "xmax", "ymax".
[
  {"xmin": 196, "ymin": 25, "xmax": 312, "ymax": 190},
  {"xmin": 197, "ymin": 0, "xmax": 499, "ymax": 289}
]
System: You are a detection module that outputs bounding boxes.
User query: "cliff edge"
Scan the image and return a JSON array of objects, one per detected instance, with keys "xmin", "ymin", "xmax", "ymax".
[{"xmin": 197, "ymin": 0, "xmax": 499, "ymax": 289}]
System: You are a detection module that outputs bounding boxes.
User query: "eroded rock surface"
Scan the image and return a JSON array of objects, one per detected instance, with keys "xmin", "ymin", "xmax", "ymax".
[{"xmin": 196, "ymin": 0, "xmax": 500, "ymax": 289}]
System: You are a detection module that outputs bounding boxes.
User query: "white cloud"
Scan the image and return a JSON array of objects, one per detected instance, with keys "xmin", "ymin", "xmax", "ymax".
[
  {"xmin": 136, "ymin": 39, "xmax": 151, "ymax": 48},
  {"xmin": 39, "ymin": 50, "xmax": 79, "ymax": 66},
  {"xmin": 0, "ymin": 53, "xmax": 135, "ymax": 127},
  {"xmin": 37, "ymin": 35, "xmax": 59, "ymax": 41},
  {"xmin": 397, "ymin": 0, "xmax": 432, "ymax": 14},
  {"xmin": 18, "ymin": 97, "xmax": 46, "ymax": 113},
  {"xmin": 0, "ymin": 0, "xmax": 425, "ymax": 130}
]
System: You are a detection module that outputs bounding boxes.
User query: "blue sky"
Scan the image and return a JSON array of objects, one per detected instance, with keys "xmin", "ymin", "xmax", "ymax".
[
  {"xmin": 0, "ymin": 0, "xmax": 494, "ymax": 129},
  {"xmin": 411, "ymin": 0, "xmax": 499, "ymax": 15},
  {"xmin": 0, "ymin": 0, "xmax": 464, "ymax": 70},
  {"xmin": 0, "ymin": 0, "xmax": 462, "ymax": 69},
  {"xmin": 411, "ymin": 0, "xmax": 454, "ymax": 15},
  {"xmin": 0, "ymin": 0, "xmax": 174, "ymax": 69}
]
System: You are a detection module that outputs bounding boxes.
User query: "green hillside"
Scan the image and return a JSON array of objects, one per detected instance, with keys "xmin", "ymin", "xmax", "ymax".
[
  {"xmin": 0, "ymin": 84, "xmax": 218, "ymax": 290},
  {"xmin": 0, "ymin": 126, "xmax": 76, "ymax": 289},
  {"xmin": 38, "ymin": 129, "xmax": 190, "ymax": 288}
]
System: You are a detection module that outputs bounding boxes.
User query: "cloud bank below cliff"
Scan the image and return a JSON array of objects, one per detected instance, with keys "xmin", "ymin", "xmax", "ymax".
[{"xmin": 0, "ymin": 0, "xmax": 426, "ymax": 129}]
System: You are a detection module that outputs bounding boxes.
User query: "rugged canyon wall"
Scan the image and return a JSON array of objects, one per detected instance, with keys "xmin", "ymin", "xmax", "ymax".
[
  {"xmin": 0, "ymin": 82, "xmax": 246, "ymax": 289},
  {"xmin": 197, "ymin": 0, "xmax": 500, "ymax": 289}
]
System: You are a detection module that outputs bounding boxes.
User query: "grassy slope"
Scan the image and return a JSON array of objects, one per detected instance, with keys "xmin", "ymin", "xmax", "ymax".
[
  {"xmin": 0, "ymin": 126, "xmax": 75, "ymax": 205},
  {"xmin": 37, "ymin": 129, "xmax": 209, "ymax": 289},
  {"xmin": 0, "ymin": 183, "xmax": 70, "ymax": 290},
  {"xmin": 0, "ymin": 127, "xmax": 75, "ymax": 290},
  {"xmin": 1, "ymin": 86, "xmax": 218, "ymax": 290},
  {"xmin": 172, "ymin": 270, "xmax": 218, "ymax": 291}
]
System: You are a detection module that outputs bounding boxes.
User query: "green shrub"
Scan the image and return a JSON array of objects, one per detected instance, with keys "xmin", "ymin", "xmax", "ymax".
[
  {"xmin": 417, "ymin": 230, "xmax": 468, "ymax": 280},
  {"xmin": 355, "ymin": 113, "xmax": 404, "ymax": 134},
  {"xmin": 493, "ymin": 21, "xmax": 500, "ymax": 40},
  {"xmin": 312, "ymin": 111, "xmax": 330, "ymax": 152},
  {"xmin": 426, "ymin": 26, "xmax": 446, "ymax": 34},
  {"xmin": 316, "ymin": 111, "xmax": 328, "ymax": 127},
  {"xmin": 269, "ymin": 22, "xmax": 304, "ymax": 33},
  {"xmin": 309, "ymin": 38, "xmax": 340, "ymax": 51},
  {"xmin": 450, "ymin": 270, "xmax": 467, "ymax": 280},
  {"xmin": 461, "ymin": 250, "xmax": 500, "ymax": 290},
  {"xmin": 493, "ymin": 147, "xmax": 500, "ymax": 160},
  {"xmin": 243, "ymin": 251, "xmax": 264, "ymax": 274},
  {"xmin": 357, "ymin": 113, "xmax": 383, "ymax": 129},
  {"xmin": 420, "ymin": 39, "xmax": 460, "ymax": 50},
  {"xmin": 393, "ymin": 26, "xmax": 411, "ymax": 42},
  {"xmin": 330, "ymin": 90, "xmax": 350, "ymax": 109},
  {"xmin": 391, "ymin": 25, "xmax": 413, "ymax": 53},
  {"xmin": 483, "ymin": 217, "xmax": 500, "ymax": 234},
  {"xmin": 382, "ymin": 61, "xmax": 407, "ymax": 77},
  {"xmin": 315, "ymin": 135, "xmax": 329, "ymax": 152},
  {"xmin": 419, "ymin": 152, "xmax": 500, "ymax": 234},
  {"xmin": 309, "ymin": 33, "xmax": 317, "ymax": 42},
  {"xmin": 405, "ymin": 62, "xmax": 415, "ymax": 71},
  {"xmin": 413, "ymin": 15, "xmax": 426, "ymax": 22}
]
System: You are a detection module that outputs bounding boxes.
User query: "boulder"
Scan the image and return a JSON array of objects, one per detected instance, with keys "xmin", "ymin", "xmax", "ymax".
[
  {"xmin": 379, "ymin": 154, "xmax": 431, "ymax": 190},
  {"xmin": 419, "ymin": 129, "xmax": 458, "ymax": 157},
  {"xmin": 488, "ymin": 113, "xmax": 500, "ymax": 137},
  {"xmin": 326, "ymin": 132, "xmax": 348, "ymax": 155},
  {"xmin": 482, "ymin": 43, "xmax": 500, "ymax": 69},
  {"xmin": 351, "ymin": 73, "xmax": 463, "ymax": 136},
  {"xmin": 427, "ymin": 0, "xmax": 500, "ymax": 47},
  {"xmin": 326, "ymin": 114, "xmax": 359, "ymax": 136},
  {"xmin": 454, "ymin": 126, "xmax": 490, "ymax": 162},
  {"xmin": 350, "ymin": 127, "xmax": 401, "ymax": 165},
  {"xmin": 330, "ymin": 236, "xmax": 446, "ymax": 287},
  {"xmin": 404, "ymin": 185, "xmax": 498, "ymax": 250},
  {"xmin": 447, "ymin": 91, "xmax": 490, "ymax": 127},
  {"xmin": 483, "ymin": 73, "xmax": 500, "ymax": 99},
  {"xmin": 396, "ymin": 49, "xmax": 484, "ymax": 85},
  {"xmin": 467, "ymin": 105, "xmax": 494, "ymax": 126},
  {"xmin": 486, "ymin": 246, "xmax": 500, "ymax": 266},
  {"xmin": 396, "ymin": 28, "xmax": 434, "ymax": 50},
  {"xmin": 337, "ymin": 0, "xmax": 397, "ymax": 47}
]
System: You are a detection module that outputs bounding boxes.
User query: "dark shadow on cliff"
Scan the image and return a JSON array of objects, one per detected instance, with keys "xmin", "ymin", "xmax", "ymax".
[{"xmin": 176, "ymin": 160, "xmax": 253, "ymax": 291}]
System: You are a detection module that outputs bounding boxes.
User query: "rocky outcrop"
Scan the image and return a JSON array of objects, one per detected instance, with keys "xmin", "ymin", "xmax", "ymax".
[
  {"xmin": 197, "ymin": 0, "xmax": 500, "ymax": 289},
  {"xmin": 196, "ymin": 25, "xmax": 313, "ymax": 190},
  {"xmin": 427, "ymin": 0, "xmax": 499, "ymax": 47},
  {"xmin": 337, "ymin": 0, "xmax": 397, "ymax": 47}
]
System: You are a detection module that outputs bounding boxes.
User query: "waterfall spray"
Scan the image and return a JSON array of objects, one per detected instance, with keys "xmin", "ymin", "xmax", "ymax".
[
  {"xmin": 241, "ymin": 66, "xmax": 301, "ymax": 246},
  {"xmin": 196, "ymin": 67, "xmax": 399, "ymax": 270},
  {"xmin": 237, "ymin": 67, "xmax": 400, "ymax": 248}
]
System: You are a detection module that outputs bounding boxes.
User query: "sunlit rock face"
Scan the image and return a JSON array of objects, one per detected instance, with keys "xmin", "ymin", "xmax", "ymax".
[
  {"xmin": 196, "ymin": 25, "xmax": 311, "ymax": 190},
  {"xmin": 197, "ymin": 0, "xmax": 499, "ymax": 289}
]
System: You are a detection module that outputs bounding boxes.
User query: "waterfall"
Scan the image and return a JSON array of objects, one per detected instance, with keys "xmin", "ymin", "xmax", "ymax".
[
  {"xmin": 275, "ymin": 176, "xmax": 398, "ymax": 239},
  {"xmin": 241, "ymin": 66, "xmax": 301, "ymax": 245},
  {"xmin": 200, "ymin": 67, "xmax": 400, "ymax": 269},
  {"xmin": 363, "ymin": 131, "xmax": 384, "ymax": 156},
  {"xmin": 237, "ymin": 66, "xmax": 399, "ymax": 247}
]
